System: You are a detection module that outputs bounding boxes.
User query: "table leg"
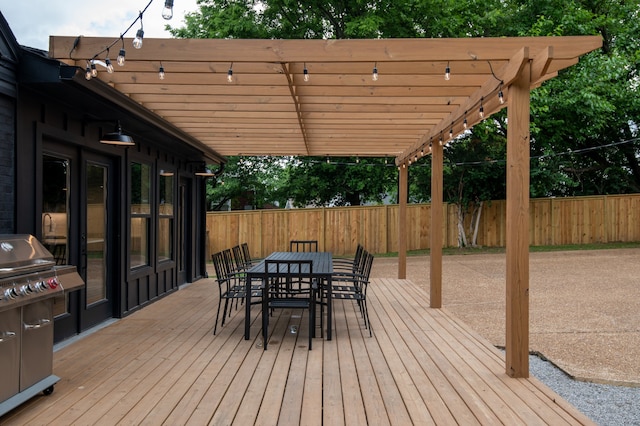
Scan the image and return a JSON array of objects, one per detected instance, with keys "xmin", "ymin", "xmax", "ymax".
[
  {"xmin": 327, "ymin": 276, "xmax": 332, "ymax": 340},
  {"xmin": 245, "ymin": 276, "xmax": 251, "ymax": 340}
]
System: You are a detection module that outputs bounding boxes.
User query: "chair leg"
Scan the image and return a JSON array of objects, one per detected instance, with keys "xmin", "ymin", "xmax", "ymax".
[
  {"xmin": 262, "ymin": 293, "xmax": 269, "ymax": 350},
  {"xmin": 213, "ymin": 298, "xmax": 223, "ymax": 335},
  {"xmin": 221, "ymin": 298, "xmax": 230, "ymax": 327}
]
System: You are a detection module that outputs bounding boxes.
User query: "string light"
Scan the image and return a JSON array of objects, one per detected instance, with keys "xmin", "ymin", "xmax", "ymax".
[
  {"xmin": 463, "ymin": 112, "xmax": 468, "ymax": 129},
  {"xmin": 117, "ymin": 37, "xmax": 126, "ymax": 66},
  {"xmin": 303, "ymin": 63, "xmax": 309, "ymax": 82},
  {"xmin": 133, "ymin": 13, "xmax": 144, "ymax": 49},
  {"xmin": 449, "ymin": 123, "xmax": 453, "ymax": 139},
  {"xmin": 105, "ymin": 49, "xmax": 114, "ymax": 73},
  {"xmin": 85, "ymin": 61, "xmax": 92, "ymax": 80},
  {"xmin": 227, "ymin": 63, "xmax": 234, "ymax": 83},
  {"xmin": 90, "ymin": 60, "xmax": 98, "ymax": 78},
  {"xmin": 479, "ymin": 97, "xmax": 485, "ymax": 119},
  {"xmin": 498, "ymin": 84, "xmax": 505, "ymax": 104},
  {"xmin": 372, "ymin": 62, "xmax": 378, "ymax": 81},
  {"xmin": 159, "ymin": 62, "xmax": 165, "ymax": 80},
  {"xmin": 162, "ymin": 0, "xmax": 174, "ymax": 20},
  {"xmin": 445, "ymin": 61, "xmax": 450, "ymax": 81}
]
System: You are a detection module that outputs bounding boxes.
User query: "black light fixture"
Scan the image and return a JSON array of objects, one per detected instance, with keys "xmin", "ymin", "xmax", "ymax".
[
  {"xmin": 100, "ymin": 121, "xmax": 135, "ymax": 146},
  {"xmin": 193, "ymin": 162, "xmax": 224, "ymax": 177}
]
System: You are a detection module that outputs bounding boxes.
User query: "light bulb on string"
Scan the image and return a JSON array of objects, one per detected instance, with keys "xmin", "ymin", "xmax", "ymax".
[
  {"xmin": 159, "ymin": 63, "xmax": 165, "ymax": 80},
  {"xmin": 133, "ymin": 28, "xmax": 144, "ymax": 49},
  {"xmin": 162, "ymin": 0, "xmax": 174, "ymax": 20},
  {"xmin": 445, "ymin": 62, "xmax": 450, "ymax": 81},
  {"xmin": 479, "ymin": 97, "xmax": 485, "ymax": 119},
  {"xmin": 372, "ymin": 63, "xmax": 378, "ymax": 81},
  {"xmin": 227, "ymin": 63, "xmax": 234, "ymax": 83},
  {"xmin": 498, "ymin": 84, "xmax": 505, "ymax": 104},
  {"xmin": 463, "ymin": 113, "xmax": 468, "ymax": 129},
  {"xmin": 117, "ymin": 37, "xmax": 126, "ymax": 66},
  {"xmin": 85, "ymin": 62, "xmax": 92, "ymax": 80},
  {"xmin": 303, "ymin": 63, "xmax": 309, "ymax": 82},
  {"xmin": 90, "ymin": 60, "xmax": 98, "ymax": 78},
  {"xmin": 105, "ymin": 55, "xmax": 114, "ymax": 73},
  {"xmin": 449, "ymin": 123, "xmax": 453, "ymax": 139}
]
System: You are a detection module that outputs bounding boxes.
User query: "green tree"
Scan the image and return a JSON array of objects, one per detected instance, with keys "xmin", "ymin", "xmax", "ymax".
[
  {"xmin": 207, "ymin": 156, "xmax": 288, "ymax": 210},
  {"xmin": 282, "ymin": 157, "xmax": 397, "ymax": 207},
  {"xmin": 172, "ymin": 0, "xmax": 640, "ymax": 217}
]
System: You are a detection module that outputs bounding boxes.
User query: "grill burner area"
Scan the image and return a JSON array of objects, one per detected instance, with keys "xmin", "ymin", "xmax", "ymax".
[{"xmin": 0, "ymin": 235, "xmax": 84, "ymax": 417}]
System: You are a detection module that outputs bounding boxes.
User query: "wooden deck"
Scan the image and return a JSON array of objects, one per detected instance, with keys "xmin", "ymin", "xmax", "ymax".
[{"xmin": 1, "ymin": 277, "xmax": 594, "ymax": 425}]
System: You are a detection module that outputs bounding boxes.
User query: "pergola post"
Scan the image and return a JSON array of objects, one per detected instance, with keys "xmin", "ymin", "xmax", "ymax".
[
  {"xmin": 505, "ymin": 61, "xmax": 531, "ymax": 378},
  {"xmin": 398, "ymin": 164, "xmax": 408, "ymax": 279},
  {"xmin": 430, "ymin": 143, "xmax": 443, "ymax": 308}
]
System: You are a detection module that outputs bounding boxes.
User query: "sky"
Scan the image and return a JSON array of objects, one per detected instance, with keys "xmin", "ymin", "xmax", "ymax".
[{"xmin": 1, "ymin": 0, "xmax": 200, "ymax": 51}]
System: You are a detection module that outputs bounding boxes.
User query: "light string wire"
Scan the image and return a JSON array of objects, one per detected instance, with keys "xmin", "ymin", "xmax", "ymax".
[
  {"xmin": 70, "ymin": 0, "xmax": 155, "ymax": 62},
  {"xmin": 287, "ymin": 136, "xmax": 640, "ymax": 168},
  {"xmin": 445, "ymin": 136, "xmax": 640, "ymax": 167}
]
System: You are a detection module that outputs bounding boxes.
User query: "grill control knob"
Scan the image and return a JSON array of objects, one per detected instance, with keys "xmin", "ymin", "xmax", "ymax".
[
  {"xmin": 4, "ymin": 288, "xmax": 17, "ymax": 300},
  {"xmin": 28, "ymin": 282, "xmax": 40, "ymax": 293},
  {"xmin": 19, "ymin": 285, "xmax": 32, "ymax": 296},
  {"xmin": 35, "ymin": 281, "xmax": 48, "ymax": 292},
  {"xmin": 47, "ymin": 278, "xmax": 59, "ymax": 289}
]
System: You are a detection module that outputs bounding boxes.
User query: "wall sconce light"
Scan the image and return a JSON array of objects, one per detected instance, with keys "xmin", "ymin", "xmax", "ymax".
[
  {"xmin": 159, "ymin": 169, "xmax": 174, "ymax": 177},
  {"xmin": 100, "ymin": 121, "xmax": 135, "ymax": 146}
]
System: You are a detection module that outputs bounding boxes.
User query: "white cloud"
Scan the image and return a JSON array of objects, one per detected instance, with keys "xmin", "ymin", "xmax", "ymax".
[{"xmin": 1, "ymin": 0, "xmax": 199, "ymax": 51}]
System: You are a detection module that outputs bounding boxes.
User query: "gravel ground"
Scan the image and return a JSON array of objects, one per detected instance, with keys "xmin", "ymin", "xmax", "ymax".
[{"xmin": 529, "ymin": 354, "xmax": 640, "ymax": 426}]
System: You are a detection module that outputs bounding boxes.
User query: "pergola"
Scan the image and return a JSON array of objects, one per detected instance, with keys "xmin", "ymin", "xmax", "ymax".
[{"xmin": 50, "ymin": 35, "xmax": 602, "ymax": 377}]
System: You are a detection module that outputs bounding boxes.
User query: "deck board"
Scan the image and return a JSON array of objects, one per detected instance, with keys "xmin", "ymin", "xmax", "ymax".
[{"xmin": 0, "ymin": 277, "xmax": 595, "ymax": 425}]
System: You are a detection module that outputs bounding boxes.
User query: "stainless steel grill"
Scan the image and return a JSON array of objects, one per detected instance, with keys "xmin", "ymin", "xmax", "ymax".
[{"xmin": 0, "ymin": 234, "xmax": 84, "ymax": 416}]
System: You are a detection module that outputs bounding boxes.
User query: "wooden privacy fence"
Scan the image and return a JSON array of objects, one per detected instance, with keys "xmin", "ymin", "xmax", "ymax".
[{"xmin": 206, "ymin": 194, "xmax": 640, "ymax": 259}]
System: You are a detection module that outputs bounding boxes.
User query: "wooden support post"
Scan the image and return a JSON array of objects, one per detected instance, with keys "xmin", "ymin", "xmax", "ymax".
[
  {"xmin": 430, "ymin": 144, "xmax": 443, "ymax": 308},
  {"xmin": 398, "ymin": 164, "xmax": 408, "ymax": 279},
  {"xmin": 506, "ymin": 61, "xmax": 531, "ymax": 378}
]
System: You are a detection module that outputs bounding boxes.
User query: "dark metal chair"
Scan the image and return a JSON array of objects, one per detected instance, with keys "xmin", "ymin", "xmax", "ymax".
[
  {"xmin": 261, "ymin": 259, "xmax": 317, "ymax": 350},
  {"xmin": 332, "ymin": 243, "xmax": 364, "ymax": 273},
  {"xmin": 211, "ymin": 250, "xmax": 261, "ymax": 335},
  {"xmin": 289, "ymin": 240, "xmax": 318, "ymax": 252},
  {"xmin": 324, "ymin": 251, "xmax": 374, "ymax": 336}
]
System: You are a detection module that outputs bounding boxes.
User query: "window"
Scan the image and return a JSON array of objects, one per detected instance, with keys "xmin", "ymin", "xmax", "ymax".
[
  {"xmin": 130, "ymin": 162, "xmax": 151, "ymax": 268},
  {"xmin": 158, "ymin": 171, "xmax": 174, "ymax": 262}
]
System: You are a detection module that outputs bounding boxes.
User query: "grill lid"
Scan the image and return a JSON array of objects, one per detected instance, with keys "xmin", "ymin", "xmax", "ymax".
[{"xmin": 0, "ymin": 234, "xmax": 55, "ymax": 279}]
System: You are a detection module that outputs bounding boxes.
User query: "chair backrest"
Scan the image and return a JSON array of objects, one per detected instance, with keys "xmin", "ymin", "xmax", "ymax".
[
  {"xmin": 222, "ymin": 248, "xmax": 238, "ymax": 273},
  {"xmin": 232, "ymin": 245, "xmax": 247, "ymax": 270},
  {"xmin": 264, "ymin": 259, "xmax": 313, "ymax": 295},
  {"xmin": 211, "ymin": 251, "xmax": 232, "ymax": 287},
  {"xmin": 289, "ymin": 240, "xmax": 318, "ymax": 252},
  {"xmin": 241, "ymin": 242, "xmax": 253, "ymax": 266}
]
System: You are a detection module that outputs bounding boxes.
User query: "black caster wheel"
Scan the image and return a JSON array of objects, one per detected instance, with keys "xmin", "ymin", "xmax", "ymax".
[{"xmin": 43, "ymin": 385, "xmax": 54, "ymax": 396}]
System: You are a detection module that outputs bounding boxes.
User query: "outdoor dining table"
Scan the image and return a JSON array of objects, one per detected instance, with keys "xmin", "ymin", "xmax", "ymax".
[{"xmin": 245, "ymin": 251, "xmax": 334, "ymax": 341}]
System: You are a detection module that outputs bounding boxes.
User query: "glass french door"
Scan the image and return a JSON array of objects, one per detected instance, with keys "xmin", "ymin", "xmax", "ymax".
[{"xmin": 81, "ymin": 156, "xmax": 114, "ymax": 328}]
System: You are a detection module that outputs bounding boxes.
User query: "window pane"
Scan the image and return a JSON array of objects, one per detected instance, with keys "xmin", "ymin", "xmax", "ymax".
[
  {"xmin": 159, "ymin": 174, "xmax": 174, "ymax": 216},
  {"xmin": 130, "ymin": 217, "xmax": 149, "ymax": 268},
  {"xmin": 131, "ymin": 162, "xmax": 151, "ymax": 215},
  {"xmin": 158, "ymin": 218, "xmax": 173, "ymax": 262},
  {"xmin": 43, "ymin": 154, "xmax": 70, "ymax": 317}
]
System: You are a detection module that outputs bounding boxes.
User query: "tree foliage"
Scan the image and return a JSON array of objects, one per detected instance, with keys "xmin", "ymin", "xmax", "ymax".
[{"xmin": 171, "ymin": 0, "xmax": 640, "ymax": 215}]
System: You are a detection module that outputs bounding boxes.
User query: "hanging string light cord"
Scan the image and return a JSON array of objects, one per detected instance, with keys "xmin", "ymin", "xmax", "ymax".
[
  {"xmin": 445, "ymin": 136, "xmax": 640, "ymax": 167},
  {"xmin": 70, "ymin": 0, "xmax": 155, "ymax": 62}
]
